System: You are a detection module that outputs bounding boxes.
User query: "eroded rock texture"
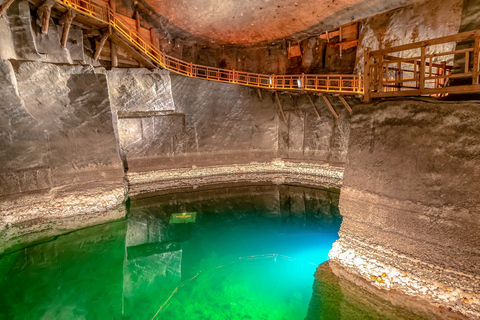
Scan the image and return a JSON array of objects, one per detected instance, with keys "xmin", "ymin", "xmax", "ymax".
[
  {"xmin": 0, "ymin": 60, "xmax": 125, "ymax": 250},
  {"xmin": 113, "ymin": 71, "xmax": 353, "ymax": 174},
  {"xmin": 329, "ymin": 99, "xmax": 480, "ymax": 318},
  {"xmin": 355, "ymin": 0, "xmax": 463, "ymax": 72},
  {"xmin": 5, "ymin": 0, "xmax": 84, "ymax": 63}
]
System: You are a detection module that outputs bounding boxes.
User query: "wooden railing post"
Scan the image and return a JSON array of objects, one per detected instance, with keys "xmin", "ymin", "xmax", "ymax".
[
  {"xmin": 473, "ymin": 37, "xmax": 480, "ymax": 85},
  {"xmin": 0, "ymin": 0, "xmax": 16, "ymax": 16},
  {"xmin": 419, "ymin": 46, "xmax": 426, "ymax": 91},
  {"xmin": 364, "ymin": 50, "xmax": 371, "ymax": 102}
]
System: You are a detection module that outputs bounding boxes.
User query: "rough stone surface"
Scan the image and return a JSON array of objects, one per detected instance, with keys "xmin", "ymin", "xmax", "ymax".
[
  {"xmin": 107, "ymin": 68, "xmax": 175, "ymax": 113},
  {"xmin": 0, "ymin": 14, "xmax": 17, "ymax": 60},
  {"xmin": 139, "ymin": 0, "xmax": 421, "ymax": 44},
  {"xmin": 329, "ymin": 99, "xmax": 480, "ymax": 318},
  {"xmin": 0, "ymin": 60, "xmax": 126, "ymax": 252},
  {"xmin": 126, "ymin": 160, "xmax": 344, "ymax": 197},
  {"xmin": 306, "ymin": 261, "xmax": 471, "ymax": 320},
  {"xmin": 114, "ymin": 72, "xmax": 354, "ymax": 173},
  {"xmin": 355, "ymin": 0, "xmax": 463, "ymax": 72},
  {"xmin": 7, "ymin": 0, "xmax": 84, "ymax": 64}
]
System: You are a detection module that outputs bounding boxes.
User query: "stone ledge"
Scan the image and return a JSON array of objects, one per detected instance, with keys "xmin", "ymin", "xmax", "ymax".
[
  {"xmin": 126, "ymin": 159, "xmax": 344, "ymax": 197},
  {"xmin": 329, "ymin": 236, "xmax": 480, "ymax": 319},
  {"xmin": 0, "ymin": 182, "xmax": 127, "ymax": 254}
]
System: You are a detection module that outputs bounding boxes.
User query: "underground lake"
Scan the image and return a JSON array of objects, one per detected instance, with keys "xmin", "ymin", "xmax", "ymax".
[{"xmin": 0, "ymin": 184, "xmax": 456, "ymax": 319}]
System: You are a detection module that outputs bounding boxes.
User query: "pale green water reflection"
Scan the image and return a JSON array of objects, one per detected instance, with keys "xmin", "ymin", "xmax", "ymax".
[{"xmin": 0, "ymin": 185, "xmax": 438, "ymax": 320}]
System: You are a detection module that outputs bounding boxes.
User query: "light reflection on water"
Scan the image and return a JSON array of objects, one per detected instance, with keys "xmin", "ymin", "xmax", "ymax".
[{"xmin": 0, "ymin": 184, "xmax": 439, "ymax": 320}]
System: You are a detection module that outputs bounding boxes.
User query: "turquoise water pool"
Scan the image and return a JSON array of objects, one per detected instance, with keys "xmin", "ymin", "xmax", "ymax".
[
  {"xmin": 0, "ymin": 185, "xmax": 341, "ymax": 319},
  {"xmin": 0, "ymin": 184, "xmax": 436, "ymax": 320}
]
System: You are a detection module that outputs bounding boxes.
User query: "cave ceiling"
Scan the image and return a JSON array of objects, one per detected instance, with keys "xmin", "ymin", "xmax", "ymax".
[{"xmin": 137, "ymin": 0, "xmax": 421, "ymax": 45}]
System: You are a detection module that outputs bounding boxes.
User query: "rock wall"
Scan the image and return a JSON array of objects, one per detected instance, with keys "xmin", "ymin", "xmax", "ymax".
[
  {"xmin": 112, "ymin": 71, "xmax": 354, "ymax": 174},
  {"xmin": 355, "ymin": 0, "xmax": 463, "ymax": 72},
  {"xmin": 329, "ymin": 99, "xmax": 480, "ymax": 318},
  {"xmin": 5, "ymin": 0, "xmax": 85, "ymax": 64},
  {"xmin": 0, "ymin": 60, "xmax": 126, "ymax": 252}
]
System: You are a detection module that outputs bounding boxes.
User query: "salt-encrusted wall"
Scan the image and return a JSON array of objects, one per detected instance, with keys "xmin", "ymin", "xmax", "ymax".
[
  {"xmin": 0, "ymin": 60, "xmax": 126, "ymax": 253},
  {"xmin": 355, "ymin": 0, "xmax": 463, "ymax": 73},
  {"xmin": 329, "ymin": 99, "xmax": 480, "ymax": 318},
  {"xmin": 111, "ymin": 71, "xmax": 355, "ymax": 174}
]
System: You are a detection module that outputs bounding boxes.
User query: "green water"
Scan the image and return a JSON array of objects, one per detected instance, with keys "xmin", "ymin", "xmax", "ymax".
[
  {"xmin": 0, "ymin": 185, "xmax": 342, "ymax": 319},
  {"xmin": 0, "ymin": 185, "xmax": 448, "ymax": 320}
]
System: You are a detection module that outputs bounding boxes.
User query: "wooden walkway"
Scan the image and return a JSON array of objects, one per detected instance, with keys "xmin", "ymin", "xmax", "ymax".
[
  {"xmin": 3, "ymin": 0, "xmax": 480, "ymax": 102},
  {"xmin": 54, "ymin": 0, "xmax": 363, "ymax": 95}
]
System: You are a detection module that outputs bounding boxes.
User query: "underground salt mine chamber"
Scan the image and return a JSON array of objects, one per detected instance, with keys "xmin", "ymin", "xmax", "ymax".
[{"xmin": 0, "ymin": 0, "xmax": 479, "ymax": 318}]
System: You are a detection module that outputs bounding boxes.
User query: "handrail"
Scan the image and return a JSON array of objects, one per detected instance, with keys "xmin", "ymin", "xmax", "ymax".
[
  {"xmin": 56, "ymin": 0, "xmax": 363, "ymax": 95},
  {"xmin": 365, "ymin": 29, "xmax": 480, "ymax": 101}
]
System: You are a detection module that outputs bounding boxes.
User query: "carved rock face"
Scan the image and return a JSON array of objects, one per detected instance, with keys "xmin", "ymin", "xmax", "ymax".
[{"xmin": 140, "ymin": 0, "xmax": 420, "ymax": 44}]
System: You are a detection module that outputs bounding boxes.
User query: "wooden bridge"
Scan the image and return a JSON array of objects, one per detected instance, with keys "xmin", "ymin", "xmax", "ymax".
[{"xmin": 1, "ymin": 0, "xmax": 480, "ymax": 103}]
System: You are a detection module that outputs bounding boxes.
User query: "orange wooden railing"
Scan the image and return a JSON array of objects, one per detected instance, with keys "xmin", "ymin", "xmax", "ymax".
[
  {"xmin": 364, "ymin": 30, "xmax": 480, "ymax": 101},
  {"xmin": 56, "ymin": 0, "xmax": 364, "ymax": 95}
]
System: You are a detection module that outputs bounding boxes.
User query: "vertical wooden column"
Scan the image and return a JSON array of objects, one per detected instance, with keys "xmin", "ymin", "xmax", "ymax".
[
  {"xmin": 37, "ymin": 0, "xmax": 56, "ymax": 34},
  {"xmin": 60, "ymin": 8, "xmax": 76, "ymax": 47},
  {"xmin": 363, "ymin": 50, "xmax": 371, "ymax": 102},
  {"xmin": 135, "ymin": 11, "xmax": 141, "ymax": 32},
  {"xmin": 149, "ymin": 28, "xmax": 155, "ymax": 45},
  {"xmin": 110, "ymin": 41, "xmax": 118, "ymax": 68},
  {"xmin": 109, "ymin": 0, "xmax": 115, "ymax": 15},
  {"xmin": 0, "ymin": 0, "xmax": 15, "ymax": 16},
  {"xmin": 473, "ymin": 37, "xmax": 480, "ymax": 85},
  {"xmin": 419, "ymin": 46, "xmax": 426, "ymax": 91}
]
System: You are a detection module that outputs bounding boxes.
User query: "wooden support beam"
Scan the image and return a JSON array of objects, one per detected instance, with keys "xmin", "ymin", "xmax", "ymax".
[
  {"xmin": 473, "ymin": 37, "xmax": 480, "ymax": 85},
  {"xmin": 275, "ymin": 92, "xmax": 287, "ymax": 124},
  {"xmin": 59, "ymin": 8, "xmax": 76, "ymax": 47},
  {"xmin": 0, "ymin": 0, "xmax": 15, "ymax": 16},
  {"xmin": 321, "ymin": 95, "xmax": 338, "ymax": 119},
  {"xmin": 289, "ymin": 94, "xmax": 303, "ymax": 121},
  {"xmin": 307, "ymin": 94, "xmax": 321, "ymax": 120},
  {"xmin": 363, "ymin": 50, "xmax": 371, "ymax": 102},
  {"xmin": 37, "ymin": 0, "xmax": 55, "ymax": 34},
  {"xmin": 109, "ymin": 0, "xmax": 115, "ymax": 14},
  {"xmin": 149, "ymin": 27, "xmax": 155, "ymax": 45},
  {"xmin": 419, "ymin": 46, "xmax": 426, "ymax": 90},
  {"xmin": 110, "ymin": 41, "xmax": 118, "ymax": 68},
  {"xmin": 338, "ymin": 96, "xmax": 352, "ymax": 114},
  {"xmin": 257, "ymin": 88, "xmax": 263, "ymax": 102},
  {"xmin": 94, "ymin": 28, "xmax": 112, "ymax": 61},
  {"xmin": 370, "ymin": 29, "xmax": 480, "ymax": 56},
  {"xmin": 135, "ymin": 11, "xmax": 141, "ymax": 32}
]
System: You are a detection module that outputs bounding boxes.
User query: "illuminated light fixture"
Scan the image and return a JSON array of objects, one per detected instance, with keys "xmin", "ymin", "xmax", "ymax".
[{"xmin": 169, "ymin": 212, "xmax": 197, "ymax": 224}]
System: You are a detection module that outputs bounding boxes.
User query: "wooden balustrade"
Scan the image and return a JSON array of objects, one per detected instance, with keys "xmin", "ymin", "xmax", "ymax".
[
  {"xmin": 48, "ymin": 0, "xmax": 480, "ymax": 100},
  {"xmin": 56, "ymin": 0, "xmax": 363, "ymax": 95},
  {"xmin": 365, "ymin": 30, "xmax": 480, "ymax": 101}
]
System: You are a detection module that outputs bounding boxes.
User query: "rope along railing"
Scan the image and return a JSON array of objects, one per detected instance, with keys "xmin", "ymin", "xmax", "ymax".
[{"xmin": 56, "ymin": 0, "xmax": 363, "ymax": 95}]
